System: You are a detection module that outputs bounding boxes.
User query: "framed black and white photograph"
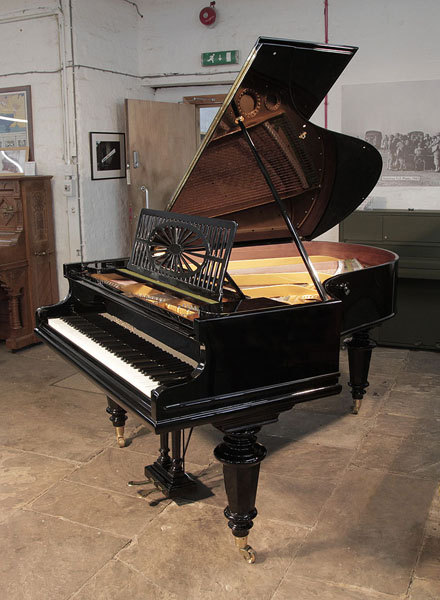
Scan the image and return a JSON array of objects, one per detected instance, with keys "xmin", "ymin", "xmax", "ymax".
[
  {"xmin": 90, "ymin": 132, "xmax": 126, "ymax": 180},
  {"xmin": 342, "ymin": 80, "xmax": 440, "ymax": 188},
  {"xmin": 342, "ymin": 80, "xmax": 440, "ymax": 210}
]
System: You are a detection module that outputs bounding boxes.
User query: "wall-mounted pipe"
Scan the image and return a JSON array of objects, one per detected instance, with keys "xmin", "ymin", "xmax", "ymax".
[{"xmin": 0, "ymin": 5, "xmax": 83, "ymax": 262}]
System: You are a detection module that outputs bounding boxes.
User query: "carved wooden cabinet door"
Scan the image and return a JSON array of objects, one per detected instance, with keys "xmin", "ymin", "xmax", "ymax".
[
  {"xmin": 22, "ymin": 177, "xmax": 58, "ymax": 312},
  {"xmin": 0, "ymin": 184, "xmax": 23, "ymax": 245},
  {"xmin": 0, "ymin": 176, "xmax": 58, "ymax": 350}
]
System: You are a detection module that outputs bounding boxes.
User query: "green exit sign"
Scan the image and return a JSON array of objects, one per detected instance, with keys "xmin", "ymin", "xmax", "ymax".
[{"xmin": 202, "ymin": 50, "xmax": 239, "ymax": 66}]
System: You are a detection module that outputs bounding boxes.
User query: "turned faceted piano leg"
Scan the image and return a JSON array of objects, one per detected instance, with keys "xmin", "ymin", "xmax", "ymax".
[
  {"xmin": 106, "ymin": 397, "xmax": 127, "ymax": 447},
  {"xmin": 214, "ymin": 427, "xmax": 267, "ymax": 563},
  {"xmin": 345, "ymin": 330, "xmax": 376, "ymax": 414}
]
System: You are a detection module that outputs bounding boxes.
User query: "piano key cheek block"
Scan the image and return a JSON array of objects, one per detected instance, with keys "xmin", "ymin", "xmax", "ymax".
[{"xmin": 35, "ymin": 37, "xmax": 398, "ymax": 563}]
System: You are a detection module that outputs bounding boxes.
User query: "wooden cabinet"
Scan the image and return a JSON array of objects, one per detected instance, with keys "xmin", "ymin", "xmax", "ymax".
[{"xmin": 0, "ymin": 176, "xmax": 58, "ymax": 350}]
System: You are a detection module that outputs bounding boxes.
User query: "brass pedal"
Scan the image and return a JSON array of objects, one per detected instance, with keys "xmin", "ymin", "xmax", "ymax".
[
  {"xmin": 128, "ymin": 477, "xmax": 159, "ymax": 499},
  {"xmin": 128, "ymin": 479, "xmax": 151, "ymax": 486}
]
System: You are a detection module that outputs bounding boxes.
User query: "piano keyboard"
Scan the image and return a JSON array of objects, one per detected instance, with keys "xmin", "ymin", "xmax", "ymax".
[{"xmin": 48, "ymin": 313, "xmax": 195, "ymax": 397}]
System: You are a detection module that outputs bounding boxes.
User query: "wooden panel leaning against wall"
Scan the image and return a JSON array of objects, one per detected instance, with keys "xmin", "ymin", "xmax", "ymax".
[{"xmin": 0, "ymin": 176, "xmax": 58, "ymax": 351}]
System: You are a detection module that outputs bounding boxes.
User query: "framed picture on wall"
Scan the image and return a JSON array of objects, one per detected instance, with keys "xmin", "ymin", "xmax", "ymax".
[
  {"xmin": 0, "ymin": 86, "xmax": 34, "ymax": 160},
  {"xmin": 0, "ymin": 147, "xmax": 29, "ymax": 176},
  {"xmin": 90, "ymin": 132, "xmax": 126, "ymax": 180},
  {"xmin": 342, "ymin": 80, "xmax": 440, "ymax": 210}
]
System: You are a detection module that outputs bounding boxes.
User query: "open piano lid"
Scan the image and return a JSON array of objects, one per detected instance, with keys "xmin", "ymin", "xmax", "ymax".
[{"xmin": 168, "ymin": 37, "xmax": 382, "ymax": 242}]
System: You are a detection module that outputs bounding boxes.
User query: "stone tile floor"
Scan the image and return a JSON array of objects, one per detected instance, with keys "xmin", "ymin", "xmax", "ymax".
[{"xmin": 1, "ymin": 341, "xmax": 440, "ymax": 599}]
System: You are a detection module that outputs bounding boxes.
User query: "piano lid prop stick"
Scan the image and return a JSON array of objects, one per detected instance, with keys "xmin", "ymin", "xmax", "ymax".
[{"xmin": 231, "ymin": 100, "xmax": 329, "ymax": 302}]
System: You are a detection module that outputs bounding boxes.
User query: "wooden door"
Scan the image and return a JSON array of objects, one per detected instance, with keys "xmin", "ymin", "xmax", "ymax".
[{"xmin": 125, "ymin": 99, "xmax": 197, "ymax": 241}]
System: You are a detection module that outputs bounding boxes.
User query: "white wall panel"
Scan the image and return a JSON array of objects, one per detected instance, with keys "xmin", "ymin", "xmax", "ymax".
[
  {"xmin": 72, "ymin": 0, "xmax": 140, "ymax": 74},
  {"xmin": 74, "ymin": 69, "xmax": 153, "ymax": 261}
]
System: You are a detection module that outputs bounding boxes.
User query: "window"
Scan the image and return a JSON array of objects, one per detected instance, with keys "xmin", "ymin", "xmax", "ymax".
[{"xmin": 183, "ymin": 94, "xmax": 226, "ymax": 143}]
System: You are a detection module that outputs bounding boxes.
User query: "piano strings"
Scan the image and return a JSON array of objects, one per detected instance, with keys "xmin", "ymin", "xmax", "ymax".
[{"xmin": 88, "ymin": 255, "xmax": 364, "ymax": 314}]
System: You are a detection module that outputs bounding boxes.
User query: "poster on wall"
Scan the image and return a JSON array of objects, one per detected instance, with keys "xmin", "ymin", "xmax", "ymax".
[
  {"xmin": 342, "ymin": 80, "xmax": 440, "ymax": 210},
  {"xmin": 90, "ymin": 132, "xmax": 126, "ymax": 180},
  {"xmin": 0, "ymin": 86, "xmax": 33, "ymax": 160}
]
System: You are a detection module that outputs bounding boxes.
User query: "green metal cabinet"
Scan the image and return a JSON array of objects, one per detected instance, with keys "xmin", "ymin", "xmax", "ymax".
[{"xmin": 340, "ymin": 210, "xmax": 440, "ymax": 350}]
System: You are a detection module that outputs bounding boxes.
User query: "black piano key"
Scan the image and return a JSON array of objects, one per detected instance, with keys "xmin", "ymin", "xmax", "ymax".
[
  {"xmin": 140, "ymin": 367, "xmax": 191, "ymax": 380},
  {"xmin": 62, "ymin": 313, "xmax": 194, "ymax": 387}
]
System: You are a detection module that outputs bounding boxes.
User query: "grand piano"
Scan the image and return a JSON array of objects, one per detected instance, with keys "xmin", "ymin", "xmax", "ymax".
[{"xmin": 35, "ymin": 38, "xmax": 397, "ymax": 563}]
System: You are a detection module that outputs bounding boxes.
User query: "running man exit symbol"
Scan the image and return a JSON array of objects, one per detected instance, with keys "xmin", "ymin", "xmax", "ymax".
[{"xmin": 201, "ymin": 51, "xmax": 239, "ymax": 66}]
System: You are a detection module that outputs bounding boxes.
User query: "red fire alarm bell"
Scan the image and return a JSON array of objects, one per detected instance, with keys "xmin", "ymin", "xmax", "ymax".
[{"xmin": 199, "ymin": 2, "xmax": 216, "ymax": 26}]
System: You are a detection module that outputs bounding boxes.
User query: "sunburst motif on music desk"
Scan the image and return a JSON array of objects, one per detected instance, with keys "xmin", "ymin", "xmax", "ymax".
[{"xmin": 147, "ymin": 223, "xmax": 208, "ymax": 277}]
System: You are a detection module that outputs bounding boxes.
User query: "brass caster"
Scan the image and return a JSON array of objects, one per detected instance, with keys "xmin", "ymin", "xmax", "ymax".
[
  {"xmin": 115, "ymin": 426, "xmax": 125, "ymax": 447},
  {"xmin": 235, "ymin": 536, "xmax": 256, "ymax": 564},
  {"xmin": 240, "ymin": 545, "xmax": 256, "ymax": 563},
  {"xmin": 352, "ymin": 399, "xmax": 361, "ymax": 415}
]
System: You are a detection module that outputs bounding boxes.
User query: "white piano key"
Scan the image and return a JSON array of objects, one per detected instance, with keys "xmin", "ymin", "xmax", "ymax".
[{"xmin": 48, "ymin": 317, "xmax": 158, "ymax": 396}]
